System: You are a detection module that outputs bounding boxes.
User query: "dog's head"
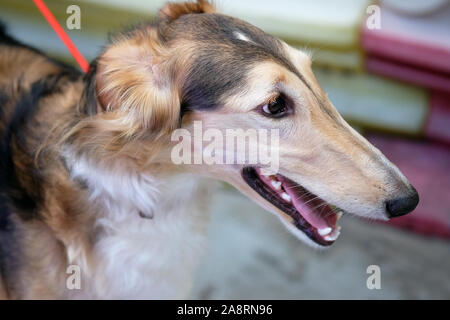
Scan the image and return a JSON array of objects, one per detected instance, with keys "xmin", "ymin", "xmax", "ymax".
[{"xmin": 92, "ymin": 0, "xmax": 419, "ymax": 248}]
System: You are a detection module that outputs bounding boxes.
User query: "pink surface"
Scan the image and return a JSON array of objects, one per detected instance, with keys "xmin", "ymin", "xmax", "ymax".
[
  {"xmin": 367, "ymin": 134, "xmax": 450, "ymax": 239},
  {"xmin": 426, "ymin": 91, "xmax": 450, "ymax": 144},
  {"xmin": 361, "ymin": 3, "xmax": 450, "ymax": 75},
  {"xmin": 362, "ymin": 27, "xmax": 450, "ymax": 74},
  {"xmin": 366, "ymin": 56, "xmax": 450, "ymax": 93}
]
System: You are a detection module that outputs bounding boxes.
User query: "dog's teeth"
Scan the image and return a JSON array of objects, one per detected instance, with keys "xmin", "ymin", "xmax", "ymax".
[
  {"xmin": 281, "ymin": 192, "xmax": 291, "ymax": 202},
  {"xmin": 324, "ymin": 232, "xmax": 339, "ymax": 241},
  {"xmin": 324, "ymin": 226, "xmax": 341, "ymax": 241},
  {"xmin": 271, "ymin": 180, "xmax": 282, "ymax": 190},
  {"xmin": 318, "ymin": 227, "xmax": 332, "ymax": 236}
]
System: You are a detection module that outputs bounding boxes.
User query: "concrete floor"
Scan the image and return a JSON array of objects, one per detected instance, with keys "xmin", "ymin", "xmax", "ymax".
[{"xmin": 190, "ymin": 187, "xmax": 450, "ymax": 299}]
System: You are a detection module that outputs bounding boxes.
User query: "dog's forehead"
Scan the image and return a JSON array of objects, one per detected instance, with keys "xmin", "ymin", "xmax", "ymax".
[
  {"xmin": 171, "ymin": 14, "xmax": 298, "ymax": 66},
  {"xmin": 171, "ymin": 14, "xmax": 309, "ymax": 111},
  {"xmin": 170, "ymin": 14, "xmax": 272, "ymax": 43}
]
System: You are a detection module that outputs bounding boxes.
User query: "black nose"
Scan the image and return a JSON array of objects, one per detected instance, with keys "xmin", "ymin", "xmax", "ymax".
[{"xmin": 385, "ymin": 188, "xmax": 419, "ymax": 218}]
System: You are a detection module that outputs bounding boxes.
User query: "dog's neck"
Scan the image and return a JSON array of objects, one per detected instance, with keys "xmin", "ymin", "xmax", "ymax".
[
  {"xmin": 66, "ymin": 150, "xmax": 161, "ymax": 220},
  {"xmin": 57, "ymin": 147, "xmax": 213, "ymax": 298}
]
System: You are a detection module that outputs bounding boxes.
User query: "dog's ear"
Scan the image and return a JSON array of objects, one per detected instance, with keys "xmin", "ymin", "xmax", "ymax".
[
  {"xmin": 158, "ymin": 0, "xmax": 215, "ymax": 22},
  {"xmin": 95, "ymin": 28, "xmax": 180, "ymax": 136}
]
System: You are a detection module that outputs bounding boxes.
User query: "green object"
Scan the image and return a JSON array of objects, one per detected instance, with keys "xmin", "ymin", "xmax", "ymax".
[{"xmin": 314, "ymin": 67, "xmax": 429, "ymax": 135}]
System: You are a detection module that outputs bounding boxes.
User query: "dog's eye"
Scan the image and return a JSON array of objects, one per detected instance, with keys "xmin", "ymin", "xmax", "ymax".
[{"xmin": 261, "ymin": 95, "xmax": 289, "ymax": 118}]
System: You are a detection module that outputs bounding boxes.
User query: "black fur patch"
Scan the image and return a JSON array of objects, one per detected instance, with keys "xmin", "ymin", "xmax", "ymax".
[
  {"xmin": 80, "ymin": 60, "xmax": 99, "ymax": 116},
  {"xmin": 0, "ymin": 72, "xmax": 76, "ymax": 218},
  {"xmin": 0, "ymin": 88, "xmax": 20, "ymax": 296},
  {"xmin": 0, "ymin": 71, "xmax": 81, "ymax": 292},
  {"xmin": 0, "ymin": 192, "xmax": 20, "ymax": 297}
]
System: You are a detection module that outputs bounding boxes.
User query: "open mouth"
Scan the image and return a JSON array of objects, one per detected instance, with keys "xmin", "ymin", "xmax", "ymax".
[{"xmin": 242, "ymin": 167, "xmax": 342, "ymax": 246}]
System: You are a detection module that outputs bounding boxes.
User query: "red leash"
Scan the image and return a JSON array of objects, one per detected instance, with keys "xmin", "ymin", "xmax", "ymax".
[{"xmin": 32, "ymin": 0, "xmax": 89, "ymax": 73}]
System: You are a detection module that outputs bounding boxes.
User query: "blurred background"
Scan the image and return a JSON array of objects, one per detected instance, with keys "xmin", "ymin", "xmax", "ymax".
[{"xmin": 0, "ymin": 0, "xmax": 449, "ymax": 299}]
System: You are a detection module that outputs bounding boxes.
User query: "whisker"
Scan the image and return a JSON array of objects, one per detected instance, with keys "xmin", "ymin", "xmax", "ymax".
[
  {"xmin": 295, "ymin": 195, "xmax": 320, "ymax": 206},
  {"xmin": 310, "ymin": 202, "xmax": 328, "ymax": 212},
  {"xmin": 284, "ymin": 184, "xmax": 309, "ymax": 192},
  {"xmin": 296, "ymin": 192, "xmax": 315, "ymax": 201},
  {"xmin": 318, "ymin": 204, "xmax": 328, "ymax": 217},
  {"xmin": 282, "ymin": 186, "xmax": 313, "ymax": 197}
]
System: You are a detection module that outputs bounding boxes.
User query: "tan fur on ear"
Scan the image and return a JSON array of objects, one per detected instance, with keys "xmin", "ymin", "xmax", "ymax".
[
  {"xmin": 96, "ymin": 27, "xmax": 180, "ymax": 136},
  {"xmin": 159, "ymin": 0, "xmax": 215, "ymax": 22}
]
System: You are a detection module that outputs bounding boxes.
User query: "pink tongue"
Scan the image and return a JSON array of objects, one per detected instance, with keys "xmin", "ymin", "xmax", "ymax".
[{"xmin": 281, "ymin": 178, "xmax": 336, "ymax": 230}]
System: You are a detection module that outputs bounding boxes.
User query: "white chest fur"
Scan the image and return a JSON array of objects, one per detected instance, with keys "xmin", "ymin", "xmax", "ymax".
[{"xmin": 67, "ymin": 155, "xmax": 212, "ymax": 299}]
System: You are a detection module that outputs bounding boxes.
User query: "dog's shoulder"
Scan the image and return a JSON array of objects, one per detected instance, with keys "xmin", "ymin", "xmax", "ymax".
[
  {"xmin": 0, "ymin": 23, "xmax": 85, "ymax": 298},
  {"xmin": 0, "ymin": 24, "xmax": 82, "ymax": 218}
]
